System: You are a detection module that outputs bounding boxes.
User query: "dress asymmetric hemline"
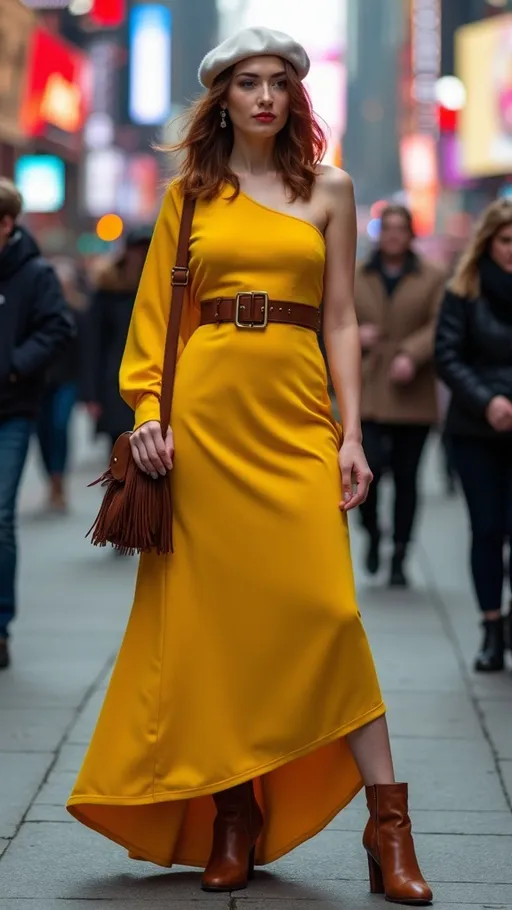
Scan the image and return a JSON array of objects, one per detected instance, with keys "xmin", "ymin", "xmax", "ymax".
[
  {"xmin": 68, "ymin": 702, "xmax": 384, "ymax": 868},
  {"xmin": 66, "ymin": 181, "xmax": 386, "ymax": 870}
]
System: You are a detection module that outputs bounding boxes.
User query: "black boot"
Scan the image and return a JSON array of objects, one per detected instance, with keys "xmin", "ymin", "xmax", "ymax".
[
  {"xmin": 389, "ymin": 544, "xmax": 409, "ymax": 588},
  {"xmin": 475, "ymin": 618, "xmax": 505, "ymax": 673},
  {"xmin": 365, "ymin": 531, "xmax": 381, "ymax": 576}
]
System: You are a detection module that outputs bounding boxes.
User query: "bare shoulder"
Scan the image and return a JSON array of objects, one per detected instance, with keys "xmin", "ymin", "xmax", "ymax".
[{"xmin": 316, "ymin": 165, "xmax": 354, "ymax": 198}]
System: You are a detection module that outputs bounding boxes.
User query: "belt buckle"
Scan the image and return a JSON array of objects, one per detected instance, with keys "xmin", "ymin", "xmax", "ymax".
[{"xmin": 235, "ymin": 292, "xmax": 269, "ymax": 329}]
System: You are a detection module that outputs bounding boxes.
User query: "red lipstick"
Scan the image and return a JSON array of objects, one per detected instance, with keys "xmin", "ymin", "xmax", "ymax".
[{"xmin": 254, "ymin": 113, "xmax": 276, "ymax": 123}]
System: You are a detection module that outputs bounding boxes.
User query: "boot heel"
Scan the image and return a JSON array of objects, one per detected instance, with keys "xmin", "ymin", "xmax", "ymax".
[
  {"xmin": 367, "ymin": 852, "xmax": 384, "ymax": 894},
  {"xmin": 247, "ymin": 845, "xmax": 256, "ymax": 880}
]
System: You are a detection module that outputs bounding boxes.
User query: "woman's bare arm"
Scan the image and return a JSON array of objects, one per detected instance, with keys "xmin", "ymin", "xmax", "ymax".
[{"xmin": 321, "ymin": 168, "xmax": 372, "ymax": 509}]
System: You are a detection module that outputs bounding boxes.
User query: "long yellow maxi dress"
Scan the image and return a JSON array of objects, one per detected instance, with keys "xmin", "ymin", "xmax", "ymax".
[{"xmin": 67, "ymin": 179, "xmax": 386, "ymax": 869}]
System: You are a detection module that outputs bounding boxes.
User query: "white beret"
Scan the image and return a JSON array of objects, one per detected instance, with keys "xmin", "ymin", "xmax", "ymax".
[{"xmin": 198, "ymin": 26, "xmax": 310, "ymax": 89}]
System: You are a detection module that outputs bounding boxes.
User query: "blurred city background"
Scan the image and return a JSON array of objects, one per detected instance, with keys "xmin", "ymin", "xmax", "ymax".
[{"xmin": 1, "ymin": 1, "xmax": 512, "ymax": 906}]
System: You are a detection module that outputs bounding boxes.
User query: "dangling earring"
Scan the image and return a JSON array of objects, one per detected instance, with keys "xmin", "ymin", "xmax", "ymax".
[{"xmin": 220, "ymin": 108, "xmax": 227, "ymax": 129}]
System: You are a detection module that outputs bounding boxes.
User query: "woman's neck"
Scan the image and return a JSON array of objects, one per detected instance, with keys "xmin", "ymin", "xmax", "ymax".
[{"xmin": 229, "ymin": 133, "xmax": 277, "ymax": 177}]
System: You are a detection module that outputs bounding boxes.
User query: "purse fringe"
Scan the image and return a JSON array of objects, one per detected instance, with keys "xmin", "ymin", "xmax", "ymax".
[{"xmin": 86, "ymin": 461, "xmax": 173, "ymax": 555}]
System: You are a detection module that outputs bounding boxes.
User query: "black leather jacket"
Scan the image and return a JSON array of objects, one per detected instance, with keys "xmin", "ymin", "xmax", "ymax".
[{"xmin": 435, "ymin": 289, "xmax": 512, "ymax": 437}]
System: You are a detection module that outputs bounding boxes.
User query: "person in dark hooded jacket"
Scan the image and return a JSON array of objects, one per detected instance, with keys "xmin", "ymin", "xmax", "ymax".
[
  {"xmin": 84, "ymin": 226, "xmax": 152, "ymax": 448},
  {"xmin": 0, "ymin": 178, "xmax": 74, "ymax": 669}
]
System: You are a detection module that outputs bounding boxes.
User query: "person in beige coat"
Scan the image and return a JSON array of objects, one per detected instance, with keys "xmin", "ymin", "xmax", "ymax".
[{"xmin": 355, "ymin": 205, "xmax": 445, "ymax": 586}]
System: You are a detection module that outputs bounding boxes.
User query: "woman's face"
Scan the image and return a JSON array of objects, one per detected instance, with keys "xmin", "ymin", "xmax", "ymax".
[
  {"xmin": 223, "ymin": 55, "xmax": 290, "ymax": 139},
  {"xmin": 490, "ymin": 223, "xmax": 512, "ymax": 273}
]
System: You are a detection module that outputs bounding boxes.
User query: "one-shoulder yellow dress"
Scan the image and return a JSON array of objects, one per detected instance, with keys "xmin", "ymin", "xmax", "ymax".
[{"xmin": 67, "ymin": 180, "xmax": 385, "ymax": 869}]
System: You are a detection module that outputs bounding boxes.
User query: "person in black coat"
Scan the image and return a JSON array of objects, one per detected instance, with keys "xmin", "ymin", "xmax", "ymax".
[
  {"xmin": 435, "ymin": 199, "xmax": 512, "ymax": 673},
  {"xmin": 0, "ymin": 178, "xmax": 74, "ymax": 668},
  {"xmin": 35, "ymin": 257, "xmax": 89, "ymax": 512},
  {"xmin": 84, "ymin": 227, "xmax": 152, "ymax": 449}
]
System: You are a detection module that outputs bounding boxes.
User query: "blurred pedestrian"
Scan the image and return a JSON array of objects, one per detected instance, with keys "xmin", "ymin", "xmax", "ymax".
[
  {"xmin": 0, "ymin": 178, "xmax": 74, "ymax": 668},
  {"xmin": 67, "ymin": 28, "xmax": 431, "ymax": 905},
  {"xmin": 436, "ymin": 381, "xmax": 458, "ymax": 496},
  {"xmin": 35, "ymin": 257, "xmax": 89, "ymax": 512},
  {"xmin": 84, "ymin": 227, "xmax": 152, "ymax": 450},
  {"xmin": 435, "ymin": 199, "xmax": 512, "ymax": 673},
  {"xmin": 355, "ymin": 205, "xmax": 445, "ymax": 586}
]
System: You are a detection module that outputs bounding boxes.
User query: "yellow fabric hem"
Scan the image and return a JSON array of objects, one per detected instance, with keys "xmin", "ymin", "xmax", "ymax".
[
  {"xmin": 67, "ymin": 700, "xmax": 386, "ymax": 806},
  {"xmin": 67, "ymin": 783, "xmax": 362, "ymax": 871},
  {"xmin": 66, "ymin": 700, "xmax": 386, "ymax": 868}
]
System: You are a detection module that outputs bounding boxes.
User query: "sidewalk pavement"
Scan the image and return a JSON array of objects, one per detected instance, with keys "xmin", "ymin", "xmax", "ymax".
[{"xmin": 0, "ymin": 412, "xmax": 511, "ymax": 909}]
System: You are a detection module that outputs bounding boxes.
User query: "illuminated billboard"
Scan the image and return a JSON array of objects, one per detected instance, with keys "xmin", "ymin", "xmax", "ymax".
[
  {"xmin": 15, "ymin": 155, "xmax": 65, "ymax": 213},
  {"xmin": 129, "ymin": 4, "xmax": 172, "ymax": 126},
  {"xmin": 20, "ymin": 27, "xmax": 91, "ymax": 138},
  {"xmin": 457, "ymin": 14, "xmax": 512, "ymax": 178}
]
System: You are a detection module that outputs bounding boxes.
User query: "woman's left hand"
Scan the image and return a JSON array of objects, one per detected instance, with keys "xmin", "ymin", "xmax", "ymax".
[{"xmin": 338, "ymin": 439, "xmax": 373, "ymax": 511}]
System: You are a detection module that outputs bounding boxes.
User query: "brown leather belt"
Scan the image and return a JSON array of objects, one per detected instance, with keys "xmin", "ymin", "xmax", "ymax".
[{"xmin": 200, "ymin": 293, "xmax": 321, "ymax": 332}]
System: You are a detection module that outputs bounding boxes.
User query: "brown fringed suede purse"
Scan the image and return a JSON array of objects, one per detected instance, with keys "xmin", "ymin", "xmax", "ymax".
[{"xmin": 86, "ymin": 197, "xmax": 196, "ymax": 556}]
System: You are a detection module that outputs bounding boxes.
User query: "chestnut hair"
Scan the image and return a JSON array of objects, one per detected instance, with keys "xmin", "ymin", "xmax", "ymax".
[
  {"xmin": 450, "ymin": 199, "xmax": 512, "ymax": 299},
  {"xmin": 165, "ymin": 61, "xmax": 327, "ymax": 203}
]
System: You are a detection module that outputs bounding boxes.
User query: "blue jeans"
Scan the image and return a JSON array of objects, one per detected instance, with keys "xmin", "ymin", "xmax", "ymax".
[
  {"xmin": 36, "ymin": 383, "xmax": 77, "ymax": 476},
  {"xmin": 0, "ymin": 418, "xmax": 33, "ymax": 637}
]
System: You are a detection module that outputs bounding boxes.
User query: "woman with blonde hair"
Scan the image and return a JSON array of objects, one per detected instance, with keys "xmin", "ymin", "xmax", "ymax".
[
  {"xmin": 67, "ymin": 27, "xmax": 431, "ymax": 904},
  {"xmin": 436, "ymin": 199, "xmax": 512, "ymax": 672}
]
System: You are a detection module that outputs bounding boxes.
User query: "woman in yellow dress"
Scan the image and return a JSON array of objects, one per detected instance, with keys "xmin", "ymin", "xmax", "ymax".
[{"xmin": 67, "ymin": 26, "xmax": 432, "ymax": 905}]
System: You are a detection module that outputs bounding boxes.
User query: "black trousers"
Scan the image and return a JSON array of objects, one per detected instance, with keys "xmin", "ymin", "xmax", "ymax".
[
  {"xmin": 451, "ymin": 435, "xmax": 512, "ymax": 615},
  {"xmin": 359, "ymin": 421, "xmax": 430, "ymax": 547}
]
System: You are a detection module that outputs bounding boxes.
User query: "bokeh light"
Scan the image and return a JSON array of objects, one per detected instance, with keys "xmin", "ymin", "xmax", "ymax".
[
  {"xmin": 96, "ymin": 213, "xmax": 123, "ymax": 242},
  {"xmin": 367, "ymin": 218, "xmax": 382, "ymax": 241}
]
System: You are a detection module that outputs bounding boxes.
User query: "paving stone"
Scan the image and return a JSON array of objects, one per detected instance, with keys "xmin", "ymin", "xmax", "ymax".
[
  {"xmin": 0, "ymin": 823, "xmax": 225, "ymax": 900},
  {"xmin": 470, "ymin": 673, "xmax": 512, "ymax": 702},
  {"xmin": 328, "ymin": 806, "xmax": 512, "ymax": 835},
  {"xmin": 25, "ymin": 804, "xmax": 72, "ymax": 823},
  {"xmin": 384, "ymin": 691, "xmax": 483, "ymax": 740},
  {"xmin": 65, "ymin": 690, "xmax": 107, "ymax": 746},
  {"xmin": 498, "ymin": 760, "xmax": 512, "ymax": 804},
  {"xmin": 0, "ymin": 903, "xmax": 230, "ymax": 909},
  {"xmin": 0, "ymin": 753, "xmax": 54, "ymax": 837},
  {"xmin": 242, "ymin": 874, "xmax": 512, "ymax": 905},
  {"xmin": 0, "ymin": 842, "xmax": 8, "ymax": 859},
  {"xmin": 52, "ymin": 742, "xmax": 87, "ymax": 775},
  {"xmin": 389, "ymin": 734, "xmax": 494, "ymax": 764},
  {"xmin": 370, "ymin": 632, "xmax": 465, "ymax": 693},
  {"xmin": 242, "ymin": 830, "xmax": 512, "ymax": 900},
  {"xmin": 480, "ymin": 701, "xmax": 512, "ymax": 759},
  {"xmin": 34, "ymin": 770, "xmax": 77, "ymax": 806},
  {"xmin": 0, "ymin": 708, "xmax": 74, "ymax": 753},
  {"xmin": 237, "ymin": 900, "xmax": 394, "ymax": 909},
  {"xmin": 0, "ymin": 645, "xmax": 112, "ymax": 709},
  {"xmin": 237, "ymin": 902, "xmax": 512, "ymax": 910}
]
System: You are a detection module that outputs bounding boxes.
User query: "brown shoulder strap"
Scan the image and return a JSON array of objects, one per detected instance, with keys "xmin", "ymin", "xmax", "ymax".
[{"xmin": 160, "ymin": 195, "xmax": 196, "ymax": 432}]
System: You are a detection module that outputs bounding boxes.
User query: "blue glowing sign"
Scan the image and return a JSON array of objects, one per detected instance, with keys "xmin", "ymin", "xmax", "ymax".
[{"xmin": 129, "ymin": 5, "xmax": 172, "ymax": 126}]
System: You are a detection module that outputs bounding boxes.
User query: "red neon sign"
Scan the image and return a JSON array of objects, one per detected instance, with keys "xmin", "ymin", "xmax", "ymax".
[
  {"xmin": 20, "ymin": 28, "xmax": 91, "ymax": 137},
  {"xmin": 90, "ymin": 0, "xmax": 126, "ymax": 27}
]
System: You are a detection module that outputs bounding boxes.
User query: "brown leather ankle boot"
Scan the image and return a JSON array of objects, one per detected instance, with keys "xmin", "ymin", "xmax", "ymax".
[
  {"xmin": 201, "ymin": 781, "xmax": 263, "ymax": 893},
  {"xmin": 363, "ymin": 783, "xmax": 432, "ymax": 906}
]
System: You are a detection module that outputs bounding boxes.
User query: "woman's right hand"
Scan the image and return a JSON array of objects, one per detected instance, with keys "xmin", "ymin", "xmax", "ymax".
[
  {"xmin": 485, "ymin": 395, "xmax": 512, "ymax": 432},
  {"xmin": 130, "ymin": 421, "xmax": 174, "ymax": 478}
]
